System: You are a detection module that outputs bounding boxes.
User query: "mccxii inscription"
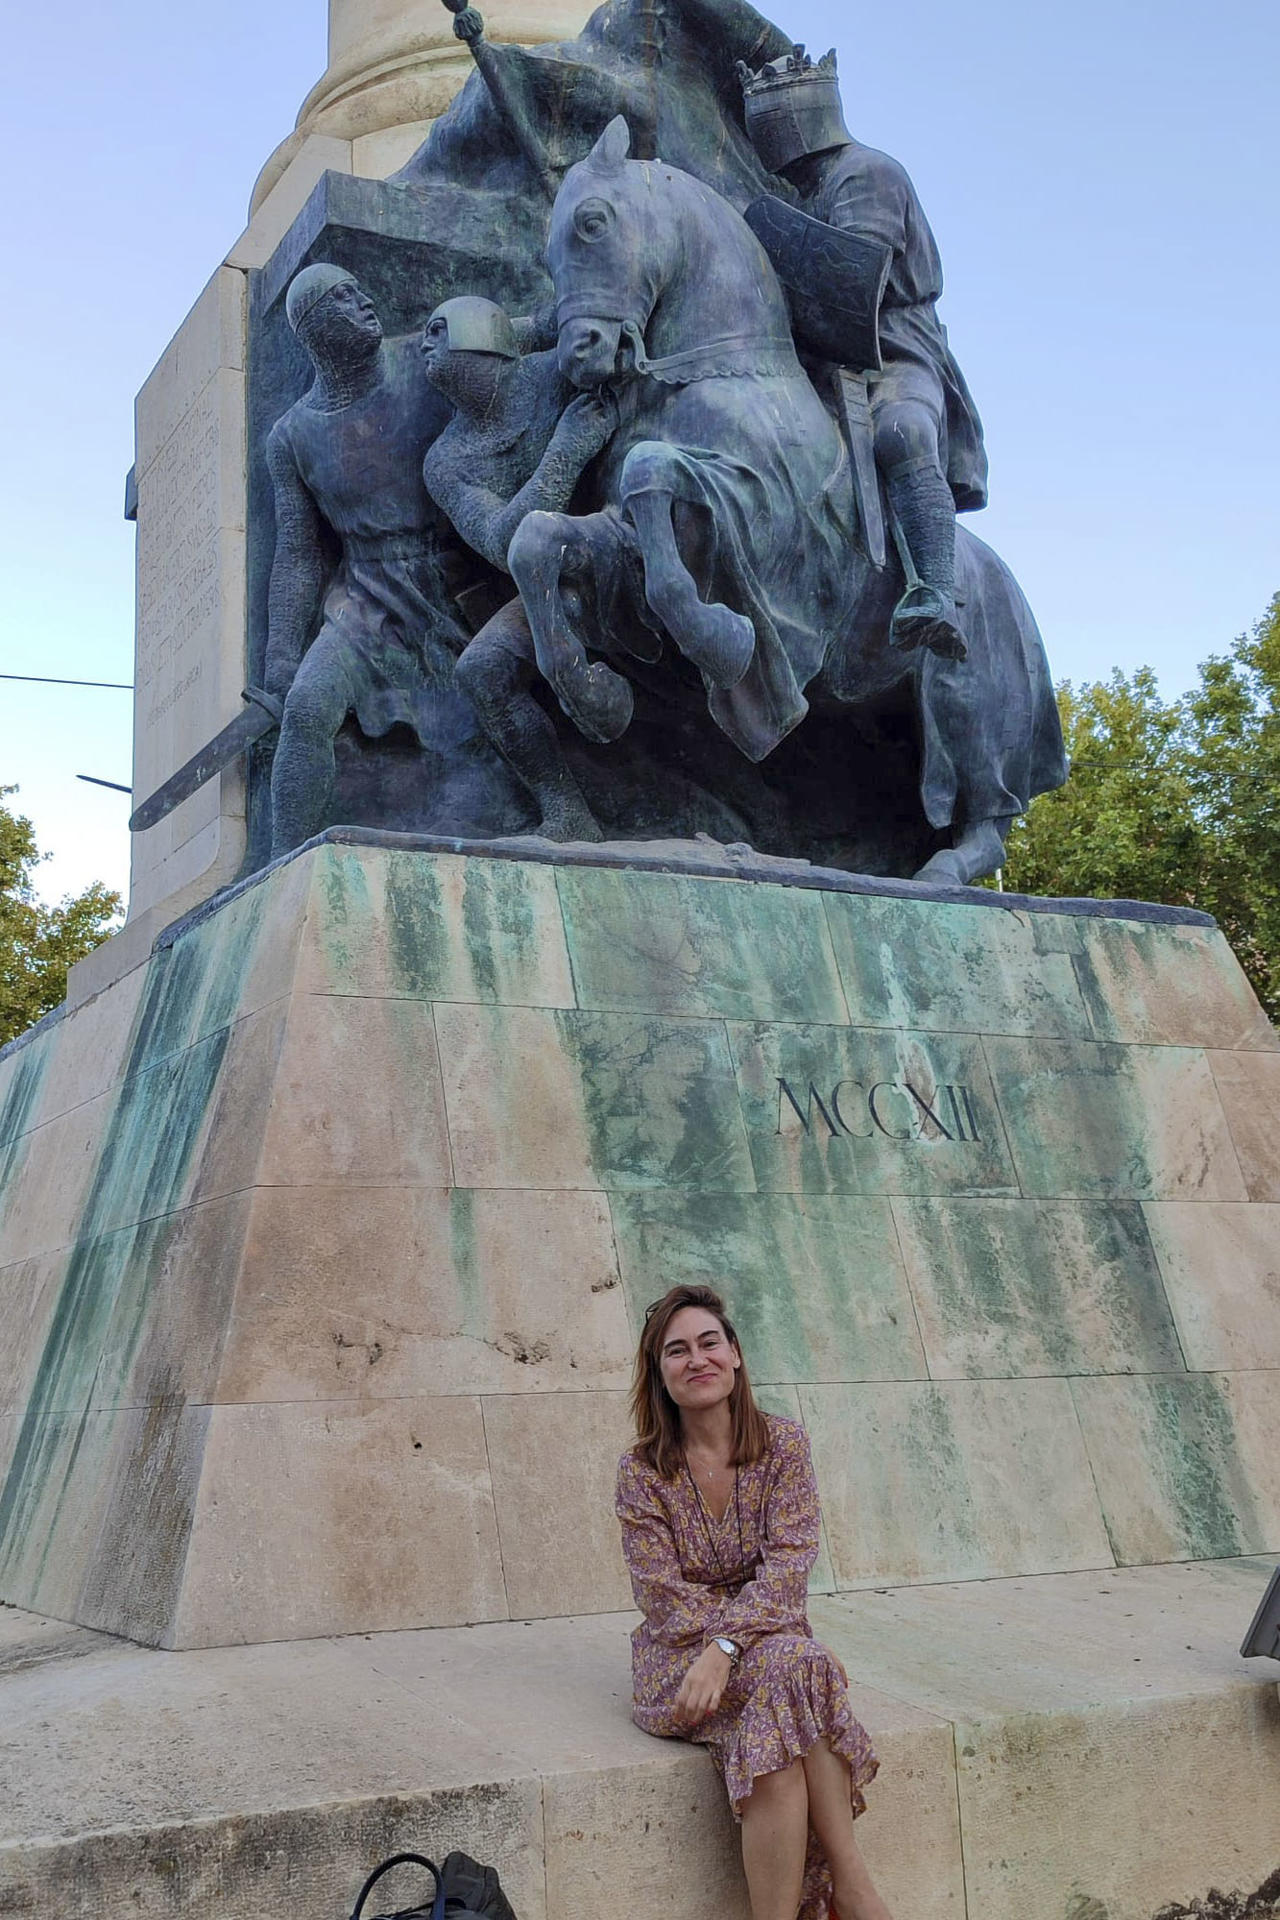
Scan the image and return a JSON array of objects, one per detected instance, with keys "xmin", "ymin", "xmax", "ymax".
[{"xmin": 776, "ymin": 1076, "xmax": 983, "ymax": 1144}]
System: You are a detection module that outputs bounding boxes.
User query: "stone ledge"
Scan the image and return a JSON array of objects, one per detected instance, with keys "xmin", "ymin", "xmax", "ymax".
[{"xmin": 1, "ymin": 1563, "xmax": 1276, "ymax": 1920}]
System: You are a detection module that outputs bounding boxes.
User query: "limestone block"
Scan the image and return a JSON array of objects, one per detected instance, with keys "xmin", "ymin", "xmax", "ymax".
[
  {"xmin": 174, "ymin": 1396, "xmax": 507, "ymax": 1645},
  {"xmin": 129, "ymin": 854, "xmax": 311, "ymax": 1075},
  {"xmin": 217, "ymin": 1185, "xmax": 631, "ymax": 1402},
  {"xmin": 25, "ymin": 963, "xmax": 147, "ymax": 1133},
  {"xmin": 135, "ymin": 268, "xmax": 247, "ymax": 476},
  {"xmin": 436, "ymin": 1004, "xmax": 755, "ymax": 1191},
  {"xmin": 1207, "ymin": 1048, "xmax": 1280, "ymax": 1199},
  {"xmin": 1071, "ymin": 919, "xmax": 1280, "ymax": 1050},
  {"xmin": 610, "ymin": 1191, "xmax": 927, "ymax": 1382},
  {"xmin": 812, "ymin": 1558, "xmax": 1279, "ymax": 1720},
  {"xmin": 256, "ymin": 991, "xmax": 452, "ymax": 1188},
  {"xmin": 65, "ymin": 904, "xmax": 164, "ymax": 1010},
  {"xmin": 481, "ymin": 1390, "xmax": 634, "ymax": 1618},
  {"xmin": 1144, "ymin": 1202, "xmax": 1280, "ymax": 1370},
  {"xmin": 1070, "ymin": 1371, "xmax": 1280, "ymax": 1565},
  {"xmin": 130, "ymin": 349, "xmax": 248, "ymax": 924},
  {"xmin": 821, "ymin": 893, "xmax": 1092, "ymax": 1038},
  {"xmin": 0, "ymin": 1249, "xmax": 65, "ymax": 1415},
  {"xmin": 296, "ymin": 845, "xmax": 575, "ymax": 1008},
  {"xmin": 0, "ymin": 1093, "xmax": 113, "ymax": 1265},
  {"xmin": 953, "ymin": 1686, "xmax": 1280, "ymax": 1920},
  {"xmin": 728, "ymin": 1020, "xmax": 1015, "ymax": 1195},
  {"xmin": 891, "ymin": 1196, "xmax": 1184, "ymax": 1378},
  {"xmin": 352, "ymin": 119, "xmax": 435, "ymax": 178},
  {"xmin": 226, "ymin": 132, "xmax": 354, "ymax": 272},
  {"xmin": 983, "ymin": 1036, "xmax": 1248, "ymax": 1200},
  {"xmin": 555, "ymin": 867, "xmax": 850, "ymax": 1024},
  {"xmin": 3, "ymin": 1195, "xmax": 251, "ymax": 1423},
  {"xmin": 802, "ymin": 1378, "xmax": 1114, "ymax": 1586},
  {"xmin": 753, "ymin": 1382, "xmax": 838, "ymax": 1592},
  {"xmin": 833, "ymin": 1686, "xmax": 967, "ymax": 1920},
  {"xmin": 543, "ymin": 1751, "xmax": 750, "ymax": 1920}
]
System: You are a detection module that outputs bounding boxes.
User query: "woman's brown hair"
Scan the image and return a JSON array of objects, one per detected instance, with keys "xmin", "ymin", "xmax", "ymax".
[{"xmin": 630, "ymin": 1284, "xmax": 771, "ymax": 1480}]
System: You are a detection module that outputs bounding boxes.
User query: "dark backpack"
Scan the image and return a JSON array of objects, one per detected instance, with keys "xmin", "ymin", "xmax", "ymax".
[{"xmin": 349, "ymin": 1851, "xmax": 519, "ymax": 1920}]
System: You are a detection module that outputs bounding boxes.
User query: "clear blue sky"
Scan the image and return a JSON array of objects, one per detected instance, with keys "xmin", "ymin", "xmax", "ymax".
[{"xmin": 2, "ymin": 0, "xmax": 1277, "ymax": 907}]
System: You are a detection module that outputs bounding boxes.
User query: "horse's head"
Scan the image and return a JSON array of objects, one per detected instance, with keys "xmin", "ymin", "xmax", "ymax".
[{"xmin": 549, "ymin": 117, "xmax": 668, "ymax": 388}]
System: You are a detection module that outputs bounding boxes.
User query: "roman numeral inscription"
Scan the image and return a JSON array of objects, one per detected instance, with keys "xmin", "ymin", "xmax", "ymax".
[{"xmin": 775, "ymin": 1077, "xmax": 982, "ymax": 1143}]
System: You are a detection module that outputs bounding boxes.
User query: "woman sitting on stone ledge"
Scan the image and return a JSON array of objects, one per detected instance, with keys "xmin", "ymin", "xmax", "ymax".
[{"xmin": 615, "ymin": 1285, "xmax": 893, "ymax": 1920}]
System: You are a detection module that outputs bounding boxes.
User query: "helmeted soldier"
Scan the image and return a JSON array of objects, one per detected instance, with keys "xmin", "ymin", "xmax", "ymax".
[
  {"xmin": 264, "ymin": 264, "xmax": 469, "ymax": 857},
  {"xmin": 737, "ymin": 46, "xmax": 987, "ymax": 662},
  {"xmin": 421, "ymin": 293, "xmax": 616, "ymax": 840}
]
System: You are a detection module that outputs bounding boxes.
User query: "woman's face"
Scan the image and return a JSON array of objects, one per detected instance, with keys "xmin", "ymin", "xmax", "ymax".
[{"xmin": 657, "ymin": 1306, "xmax": 741, "ymax": 1415}]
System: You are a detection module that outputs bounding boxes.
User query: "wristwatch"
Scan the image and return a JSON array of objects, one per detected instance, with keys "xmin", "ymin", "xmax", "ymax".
[{"xmin": 714, "ymin": 1636, "xmax": 741, "ymax": 1663}]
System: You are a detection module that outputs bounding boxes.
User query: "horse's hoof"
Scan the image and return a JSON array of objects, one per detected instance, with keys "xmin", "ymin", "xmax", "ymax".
[
  {"xmin": 683, "ymin": 606, "xmax": 756, "ymax": 689},
  {"xmin": 556, "ymin": 661, "xmax": 634, "ymax": 744}
]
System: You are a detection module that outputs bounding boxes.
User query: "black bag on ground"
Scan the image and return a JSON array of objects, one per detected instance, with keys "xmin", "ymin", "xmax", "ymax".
[{"xmin": 349, "ymin": 1850, "xmax": 519, "ymax": 1920}]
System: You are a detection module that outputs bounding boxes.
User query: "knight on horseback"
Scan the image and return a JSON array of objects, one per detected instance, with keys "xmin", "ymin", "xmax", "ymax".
[{"xmin": 737, "ymin": 45, "xmax": 985, "ymax": 664}]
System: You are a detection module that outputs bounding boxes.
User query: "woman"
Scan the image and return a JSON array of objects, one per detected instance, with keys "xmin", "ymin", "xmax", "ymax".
[{"xmin": 615, "ymin": 1285, "xmax": 892, "ymax": 1920}]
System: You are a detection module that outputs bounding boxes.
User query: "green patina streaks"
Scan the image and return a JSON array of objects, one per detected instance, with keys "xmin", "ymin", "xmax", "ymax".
[
  {"xmin": 461, "ymin": 867, "xmax": 502, "ymax": 1004},
  {"xmin": 384, "ymin": 854, "xmax": 448, "ymax": 998},
  {"xmin": 0, "ymin": 1042, "xmax": 51, "ymax": 1227},
  {"xmin": 448, "ymin": 1188, "xmax": 483, "ymax": 1341},
  {"xmin": 314, "ymin": 847, "xmax": 376, "ymax": 989},
  {"xmin": 1141, "ymin": 1375, "xmax": 1257, "ymax": 1560},
  {"xmin": 901, "ymin": 1388, "xmax": 982, "ymax": 1561},
  {"xmin": 0, "ymin": 898, "xmax": 265, "ymax": 1605},
  {"xmin": 556, "ymin": 1011, "xmax": 753, "ymax": 1191}
]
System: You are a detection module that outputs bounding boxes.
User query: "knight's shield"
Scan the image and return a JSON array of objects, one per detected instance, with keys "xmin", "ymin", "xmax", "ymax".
[{"xmin": 744, "ymin": 195, "xmax": 892, "ymax": 373}]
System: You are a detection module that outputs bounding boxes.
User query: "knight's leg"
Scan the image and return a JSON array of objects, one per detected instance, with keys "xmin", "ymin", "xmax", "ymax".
[
  {"xmin": 914, "ymin": 814, "xmax": 1014, "ymax": 886},
  {"xmin": 621, "ymin": 442, "xmax": 755, "ymax": 689},
  {"xmin": 507, "ymin": 511, "xmax": 633, "ymax": 744},
  {"xmin": 269, "ymin": 632, "xmax": 354, "ymax": 857},
  {"xmin": 456, "ymin": 601, "xmax": 603, "ymax": 843},
  {"xmin": 875, "ymin": 399, "xmax": 966, "ymax": 661}
]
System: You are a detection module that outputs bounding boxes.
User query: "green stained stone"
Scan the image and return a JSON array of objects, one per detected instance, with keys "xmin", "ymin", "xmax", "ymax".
[
  {"xmin": 554, "ymin": 1010, "xmax": 755, "ymax": 1191},
  {"xmin": 556, "ymin": 867, "xmax": 848, "ymax": 1024},
  {"xmin": 893, "ymin": 1197, "xmax": 1185, "ymax": 1378},
  {"xmin": 821, "ymin": 893, "xmax": 1092, "ymax": 1038},
  {"xmin": 128, "ymin": 885, "xmax": 267, "ymax": 1075},
  {"xmin": 611, "ymin": 1190, "xmax": 925, "ymax": 1381},
  {"xmin": 728, "ymin": 1020, "xmax": 1016, "ymax": 1197},
  {"xmin": 983, "ymin": 1036, "xmax": 1241, "ymax": 1200}
]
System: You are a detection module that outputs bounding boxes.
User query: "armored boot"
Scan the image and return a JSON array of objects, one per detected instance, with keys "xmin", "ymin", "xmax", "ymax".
[{"xmin": 886, "ymin": 458, "xmax": 967, "ymax": 661}]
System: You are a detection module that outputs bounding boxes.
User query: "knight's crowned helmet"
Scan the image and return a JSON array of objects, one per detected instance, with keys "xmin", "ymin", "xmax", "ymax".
[{"xmin": 735, "ymin": 45, "xmax": 851, "ymax": 174}]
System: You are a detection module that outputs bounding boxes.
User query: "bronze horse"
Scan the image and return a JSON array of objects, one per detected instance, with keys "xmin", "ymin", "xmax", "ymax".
[{"xmin": 508, "ymin": 116, "xmax": 1065, "ymax": 882}]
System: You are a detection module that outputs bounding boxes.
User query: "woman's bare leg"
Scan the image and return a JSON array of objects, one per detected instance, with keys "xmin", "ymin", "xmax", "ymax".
[
  {"xmin": 801, "ymin": 1738, "xmax": 894, "ymax": 1920},
  {"xmin": 740, "ymin": 1759, "xmax": 810, "ymax": 1920}
]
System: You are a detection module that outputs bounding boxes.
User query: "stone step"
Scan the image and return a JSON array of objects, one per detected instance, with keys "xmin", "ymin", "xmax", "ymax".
[{"xmin": 2, "ymin": 1559, "xmax": 1276, "ymax": 1920}]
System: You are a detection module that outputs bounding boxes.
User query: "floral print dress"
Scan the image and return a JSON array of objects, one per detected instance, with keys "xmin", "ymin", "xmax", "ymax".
[{"xmin": 615, "ymin": 1413, "xmax": 878, "ymax": 1920}]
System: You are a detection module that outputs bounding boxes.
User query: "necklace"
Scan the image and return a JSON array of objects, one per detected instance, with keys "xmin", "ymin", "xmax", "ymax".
[{"xmin": 683, "ymin": 1453, "xmax": 748, "ymax": 1593}]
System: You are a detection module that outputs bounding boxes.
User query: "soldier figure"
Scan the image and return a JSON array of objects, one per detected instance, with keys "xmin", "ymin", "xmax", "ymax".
[
  {"xmin": 264, "ymin": 265, "xmax": 468, "ymax": 857},
  {"xmin": 420, "ymin": 295, "xmax": 615, "ymax": 840},
  {"xmin": 737, "ymin": 47, "xmax": 987, "ymax": 663}
]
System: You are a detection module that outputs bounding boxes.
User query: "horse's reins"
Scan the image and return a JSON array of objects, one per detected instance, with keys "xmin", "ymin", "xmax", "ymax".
[{"xmin": 619, "ymin": 320, "xmax": 798, "ymax": 385}]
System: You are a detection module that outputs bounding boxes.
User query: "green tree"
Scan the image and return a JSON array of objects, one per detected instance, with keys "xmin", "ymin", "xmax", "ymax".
[
  {"xmin": 1003, "ymin": 595, "xmax": 1280, "ymax": 1023},
  {"xmin": 0, "ymin": 789, "xmax": 122, "ymax": 1046}
]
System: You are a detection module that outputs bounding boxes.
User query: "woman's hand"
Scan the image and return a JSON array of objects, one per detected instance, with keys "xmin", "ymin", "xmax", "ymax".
[{"xmin": 674, "ymin": 1641, "xmax": 733, "ymax": 1726}]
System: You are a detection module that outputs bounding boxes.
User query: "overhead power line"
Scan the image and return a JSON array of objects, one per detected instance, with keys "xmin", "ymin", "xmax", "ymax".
[{"xmin": 1, "ymin": 674, "xmax": 133, "ymax": 690}]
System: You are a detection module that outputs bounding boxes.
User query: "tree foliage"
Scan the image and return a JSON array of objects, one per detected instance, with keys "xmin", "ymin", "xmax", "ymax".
[
  {"xmin": 0, "ymin": 789, "xmax": 122, "ymax": 1047},
  {"xmin": 1003, "ymin": 595, "xmax": 1280, "ymax": 1023}
]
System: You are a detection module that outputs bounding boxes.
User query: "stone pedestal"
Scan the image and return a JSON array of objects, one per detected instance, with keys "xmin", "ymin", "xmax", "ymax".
[
  {"xmin": 5, "ymin": 844, "xmax": 1280, "ymax": 1648},
  {"xmin": 2, "ymin": 843, "xmax": 1280, "ymax": 1917}
]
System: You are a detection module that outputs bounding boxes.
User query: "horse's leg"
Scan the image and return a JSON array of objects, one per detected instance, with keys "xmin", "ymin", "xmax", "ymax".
[
  {"xmin": 621, "ymin": 442, "xmax": 755, "ymax": 690},
  {"xmin": 507, "ymin": 510, "xmax": 634, "ymax": 745}
]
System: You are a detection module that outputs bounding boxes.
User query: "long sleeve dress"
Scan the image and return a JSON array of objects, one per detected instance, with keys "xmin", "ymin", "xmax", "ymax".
[{"xmin": 615, "ymin": 1413, "xmax": 878, "ymax": 1920}]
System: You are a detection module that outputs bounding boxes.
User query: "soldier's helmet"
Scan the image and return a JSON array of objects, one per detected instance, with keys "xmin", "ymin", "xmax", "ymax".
[
  {"xmin": 286, "ymin": 263, "xmax": 360, "ymax": 332},
  {"xmin": 735, "ymin": 45, "xmax": 851, "ymax": 175},
  {"xmin": 426, "ymin": 296, "xmax": 519, "ymax": 359}
]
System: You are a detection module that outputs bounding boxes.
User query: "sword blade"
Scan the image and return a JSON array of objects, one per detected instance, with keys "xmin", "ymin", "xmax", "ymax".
[{"xmin": 129, "ymin": 695, "xmax": 279, "ymax": 834}]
